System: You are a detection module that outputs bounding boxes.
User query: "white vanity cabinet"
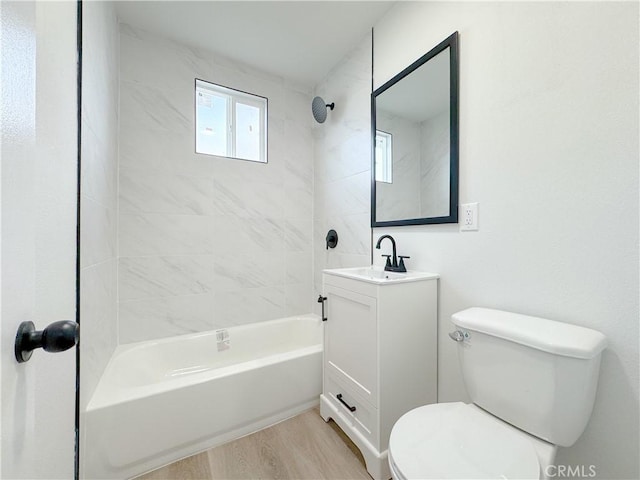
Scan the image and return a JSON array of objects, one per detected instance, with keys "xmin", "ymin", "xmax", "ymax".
[{"xmin": 320, "ymin": 267, "xmax": 438, "ymax": 480}]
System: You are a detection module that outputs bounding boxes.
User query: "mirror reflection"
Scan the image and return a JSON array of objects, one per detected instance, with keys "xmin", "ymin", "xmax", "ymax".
[{"xmin": 372, "ymin": 33, "xmax": 458, "ymax": 226}]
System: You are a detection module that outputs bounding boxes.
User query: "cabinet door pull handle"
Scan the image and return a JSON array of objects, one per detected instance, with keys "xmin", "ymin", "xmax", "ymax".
[
  {"xmin": 317, "ymin": 295, "xmax": 327, "ymax": 321},
  {"xmin": 336, "ymin": 393, "xmax": 356, "ymax": 412}
]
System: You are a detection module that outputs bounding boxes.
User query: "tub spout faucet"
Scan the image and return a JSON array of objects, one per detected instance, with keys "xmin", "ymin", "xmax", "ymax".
[{"xmin": 375, "ymin": 235, "xmax": 408, "ymax": 273}]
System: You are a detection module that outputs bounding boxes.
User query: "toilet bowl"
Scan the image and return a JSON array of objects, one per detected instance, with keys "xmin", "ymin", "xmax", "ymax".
[
  {"xmin": 388, "ymin": 403, "xmax": 556, "ymax": 479},
  {"xmin": 388, "ymin": 308, "xmax": 606, "ymax": 480}
]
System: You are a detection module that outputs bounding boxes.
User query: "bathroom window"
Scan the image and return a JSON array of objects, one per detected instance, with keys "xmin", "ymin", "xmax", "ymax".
[
  {"xmin": 375, "ymin": 130, "xmax": 393, "ymax": 183},
  {"xmin": 195, "ymin": 79, "xmax": 267, "ymax": 163}
]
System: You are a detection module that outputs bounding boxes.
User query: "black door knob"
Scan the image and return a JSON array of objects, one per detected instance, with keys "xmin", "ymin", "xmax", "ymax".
[{"xmin": 15, "ymin": 320, "xmax": 79, "ymax": 363}]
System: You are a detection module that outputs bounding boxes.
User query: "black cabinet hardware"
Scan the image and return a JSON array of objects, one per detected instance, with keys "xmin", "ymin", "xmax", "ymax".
[
  {"xmin": 336, "ymin": 393, "xmax": 356, "ymax": 412},
  {"xmin": 317, "ymin": 295, "xmax": 327, "ymax": 321}
]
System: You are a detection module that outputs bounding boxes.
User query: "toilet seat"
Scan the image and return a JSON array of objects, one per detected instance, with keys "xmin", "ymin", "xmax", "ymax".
[{"xmin": 388, "ymin": 402, "xmax": 541, "ymax": 480}]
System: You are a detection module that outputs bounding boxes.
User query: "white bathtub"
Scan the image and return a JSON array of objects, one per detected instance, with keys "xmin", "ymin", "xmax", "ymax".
[{"xmin": 83, "ymin": 315, "xmax": 322, "ymax": 479}]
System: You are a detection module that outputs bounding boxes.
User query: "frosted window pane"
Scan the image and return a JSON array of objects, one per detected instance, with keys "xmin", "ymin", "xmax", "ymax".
[
  {"xmin": 196, "ymin": 91, "xmax": 228, "ymax": 157},
  {"xmin": 235, "ymin": 102, "xmax": 261, "ymax": 161}
]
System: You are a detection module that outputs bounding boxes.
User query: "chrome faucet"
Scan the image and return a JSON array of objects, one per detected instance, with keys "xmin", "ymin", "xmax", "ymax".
[{"xmin": 375, "ymin": 235, "xmax": 410, "ymax": 273}]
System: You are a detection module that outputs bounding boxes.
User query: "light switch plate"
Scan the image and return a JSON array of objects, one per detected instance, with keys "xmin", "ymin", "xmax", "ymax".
[{"xmin": 460, "ymin": 203, "xmax": 478, "ymax": 231}]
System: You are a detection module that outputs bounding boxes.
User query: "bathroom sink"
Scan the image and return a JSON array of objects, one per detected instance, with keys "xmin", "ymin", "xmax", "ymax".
[{"xmin": 323, "ymin": 266, "xmax": 438, "ymax": 285}]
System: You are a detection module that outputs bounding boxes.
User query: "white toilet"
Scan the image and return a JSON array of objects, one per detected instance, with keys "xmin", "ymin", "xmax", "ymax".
[{"xmin": 388, "ymin": 307, "xmax": 607, "ymax": 480}]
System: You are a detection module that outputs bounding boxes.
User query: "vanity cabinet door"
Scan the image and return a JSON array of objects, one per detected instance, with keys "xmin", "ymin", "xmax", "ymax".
[{"xmin": 324, "ymin": 285, "xmax": 378, "ymax": 407}]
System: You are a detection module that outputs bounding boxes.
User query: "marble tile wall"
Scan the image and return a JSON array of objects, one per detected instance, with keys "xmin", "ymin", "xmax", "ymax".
[
  {"xmin": 118, "ymin": 25, "xmax": 314, "ymax": 343},
  {"xmin": 80, "ymin": 1, "xmax": 119, "ymax": 411},
  {"xmin": 312, "ymin": 33, "xmax": 373, "ymax": 304}
]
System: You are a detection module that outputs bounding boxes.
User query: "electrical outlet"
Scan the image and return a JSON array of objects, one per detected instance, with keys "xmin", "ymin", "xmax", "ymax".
[{"xmin": 460, "ymin": 203, "xmax": 478, "ymax": 231}]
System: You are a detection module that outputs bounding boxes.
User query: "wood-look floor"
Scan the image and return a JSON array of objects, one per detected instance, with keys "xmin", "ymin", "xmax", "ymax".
[{"xmin": 136, "ymin": 408, "xmax": 371, "ymax": 480}]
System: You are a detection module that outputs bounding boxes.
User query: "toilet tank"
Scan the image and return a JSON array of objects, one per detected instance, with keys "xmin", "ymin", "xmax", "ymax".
[{"xmin": 451, "ymin": 308, "xmax": 607, "ymax": 447}]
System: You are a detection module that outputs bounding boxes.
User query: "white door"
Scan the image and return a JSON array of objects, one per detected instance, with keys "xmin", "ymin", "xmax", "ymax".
[{"xmin": 1, "ymin": 1, "xmax": 78, "ymax": 478}]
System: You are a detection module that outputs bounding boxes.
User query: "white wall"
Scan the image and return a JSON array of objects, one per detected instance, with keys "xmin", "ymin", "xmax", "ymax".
[
  {"xmin": 80, "ymin": 0, "xmax": 119, "ymax": 414},
  {"xmin": 313, "ymin": 34, "xmax": 373, "ymax": 302},
  {"xmin": 373, "ymin": 2, "xmax": 639, "ymax": 478},
  {"xmin": 118, "ymin": 25, "xmax": 314, "ymax": 343}
]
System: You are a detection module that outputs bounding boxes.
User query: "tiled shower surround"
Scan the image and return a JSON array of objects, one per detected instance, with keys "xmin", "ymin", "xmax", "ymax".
[
  {"xmin": 312, "ymin": 35, "xmax": 373, "ymax": 301},
  {"xmin": 80, "ymin": 1, "xmax": 119, "ymax": 409},
  {"xmin": 118, "ymin": 25, "xmax": 315, "ymax": 343}
]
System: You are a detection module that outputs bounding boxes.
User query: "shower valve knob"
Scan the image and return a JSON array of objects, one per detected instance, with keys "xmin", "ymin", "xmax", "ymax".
[{"xmin": 325, "ymin": 229, "xmax": 338, "ymax": 250}]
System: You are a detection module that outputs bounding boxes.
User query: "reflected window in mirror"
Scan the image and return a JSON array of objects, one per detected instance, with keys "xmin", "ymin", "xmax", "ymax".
[
  {"xmin": 371, "ymin": 31, "xmax": 458, "ymax": 227},
  {"xmin": 375, "ymin": 130, "xmax": 393, "ymax": 184}
]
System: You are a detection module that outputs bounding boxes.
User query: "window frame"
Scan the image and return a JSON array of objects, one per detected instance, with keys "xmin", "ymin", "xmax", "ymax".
[{"xmin": 195, "ymin": 78, "xmax": 268, "ymax": 163}]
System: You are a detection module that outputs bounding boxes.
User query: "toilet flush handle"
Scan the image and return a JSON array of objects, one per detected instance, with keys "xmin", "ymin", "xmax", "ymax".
[{"xmin": 448, "ymin": 330, "xmax": 468, "ymax": 342}]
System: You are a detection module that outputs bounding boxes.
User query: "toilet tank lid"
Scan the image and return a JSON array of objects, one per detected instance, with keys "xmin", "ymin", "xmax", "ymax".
[{"xmin": 452, "ymin": 308, "xmax": 607, "ymax": 359}]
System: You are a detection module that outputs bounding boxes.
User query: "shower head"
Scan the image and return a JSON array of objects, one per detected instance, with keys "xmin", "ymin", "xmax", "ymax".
[{"xmin": 312, "ymin": 96, "xmax": 334, "ymax": 124}]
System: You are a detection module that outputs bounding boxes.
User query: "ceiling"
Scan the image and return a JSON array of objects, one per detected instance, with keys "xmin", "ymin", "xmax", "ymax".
[{"xmin": 115, "ymin": 1, "xmax": 395, "ymax": 88}]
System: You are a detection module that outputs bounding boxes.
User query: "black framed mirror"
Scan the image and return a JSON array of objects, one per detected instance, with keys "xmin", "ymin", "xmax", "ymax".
[{"xmin": 371, "ymin": 31, "xmax": 459, "ymax": 227}]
